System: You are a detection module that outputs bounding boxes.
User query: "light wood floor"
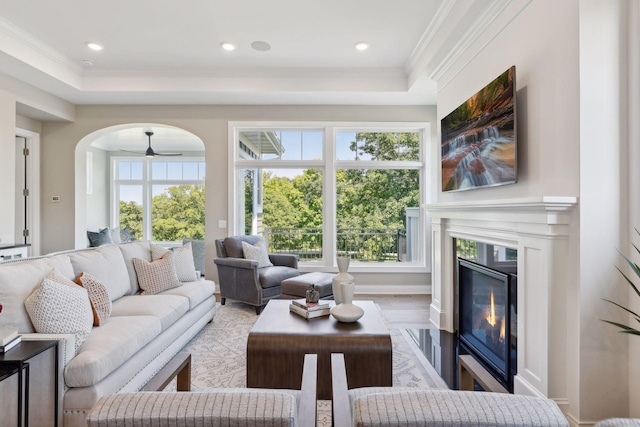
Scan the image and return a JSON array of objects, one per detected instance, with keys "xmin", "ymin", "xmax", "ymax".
[{"xmin": 358, "ymin": 294, "xmax": 432, "ymax": 329}]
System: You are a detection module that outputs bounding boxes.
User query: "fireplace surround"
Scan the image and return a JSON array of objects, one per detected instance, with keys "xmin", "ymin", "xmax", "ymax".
[{"xmin": 424, "ymin": 197, "xmax": 577, "ymax": 411}]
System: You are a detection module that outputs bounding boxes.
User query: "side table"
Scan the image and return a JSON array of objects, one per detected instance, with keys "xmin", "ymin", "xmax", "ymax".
[{"xmin": 0, "ymin": 340, "xmax": 60, "ymax": 427}]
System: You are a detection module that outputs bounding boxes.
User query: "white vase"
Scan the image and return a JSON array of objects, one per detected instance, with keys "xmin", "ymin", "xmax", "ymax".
[
  {"xmin": 332, "ymin": 256, "xmax": 353, "ymax": 304},
  {"xmin": 330, "ymin": 281, "xmax": 364, "ymax": 323}
]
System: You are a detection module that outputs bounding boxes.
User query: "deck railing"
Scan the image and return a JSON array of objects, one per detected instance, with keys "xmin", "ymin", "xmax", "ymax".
[{"xmin": 263, "ymin": 227, "xmax": 408, "ymax": 262}]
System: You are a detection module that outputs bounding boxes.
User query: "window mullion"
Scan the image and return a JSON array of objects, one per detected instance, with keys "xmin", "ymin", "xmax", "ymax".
[{"xmin": 324, "ymin": 127, "xmax": 336, "ymax": 267}]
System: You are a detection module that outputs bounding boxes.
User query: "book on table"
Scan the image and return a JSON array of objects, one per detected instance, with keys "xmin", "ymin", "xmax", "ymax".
[
  {"xmin": 0, "ymin": 335, "xmax": 21, "ymax": 353},
  {"xmin": 0, "ymin": 328, "xmax": 19, "ymax": 346},
  {"xmin": 291, "ymin": 299, "xmax": 330, "ymax": 311},
  {"xmin": 289, "ymin": 303, "xmax": 331, "ymax": 319}
]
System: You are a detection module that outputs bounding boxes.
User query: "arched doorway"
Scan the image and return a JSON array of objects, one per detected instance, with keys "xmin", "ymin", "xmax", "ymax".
[{"xmin": 75, "ymin": 124, "xmax": 205, "ymax": 249}]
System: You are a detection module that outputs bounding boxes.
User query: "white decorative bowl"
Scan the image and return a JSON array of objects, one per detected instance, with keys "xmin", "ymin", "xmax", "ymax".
[{"xmin": 330, "ymin": 303, "xmax": 364, "ymax": 323}]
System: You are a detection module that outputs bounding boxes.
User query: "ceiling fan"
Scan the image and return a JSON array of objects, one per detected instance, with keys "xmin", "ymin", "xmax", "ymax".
[{"xmin": 120, "ymin": 131, "xmax": 182, "ymax": 157}]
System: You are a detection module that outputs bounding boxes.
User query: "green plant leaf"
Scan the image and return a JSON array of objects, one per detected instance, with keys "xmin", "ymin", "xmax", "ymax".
[
  {"xmin": 614, "ymin": 266, "xmax": 640, "ymax": 299},
  {"xmin": 602, "ymin": 298, "xmax": 640, "ymax": 319},
  {"xmin": 617, "ymin": 251, "xmax": 640, "ymax": 298},
  {"xmin": 600, "ymin": 319, "xmax": 640, "ymax": 335}
]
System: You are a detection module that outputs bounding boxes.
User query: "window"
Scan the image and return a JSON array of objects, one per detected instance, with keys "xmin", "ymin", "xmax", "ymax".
[
  {"xmin": 112, "ymin": 158, "xmax": 205, "ymax": 242},
  {"xmin": 231, "ymin": 122, "xmax": 429, "ymax": 270}
]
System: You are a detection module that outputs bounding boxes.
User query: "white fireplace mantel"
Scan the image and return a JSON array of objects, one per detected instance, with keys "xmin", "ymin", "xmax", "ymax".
[{"xmin": 423, "ymin": 196, "xmax": 578, "ymax": 407}]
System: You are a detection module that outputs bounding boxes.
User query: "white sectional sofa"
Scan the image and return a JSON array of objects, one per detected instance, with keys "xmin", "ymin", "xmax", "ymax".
[{"xmin": 0, "ymin": 241, "xmax": 216, "ymax": 427}]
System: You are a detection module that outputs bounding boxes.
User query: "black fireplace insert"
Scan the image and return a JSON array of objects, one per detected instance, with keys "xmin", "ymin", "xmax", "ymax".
[{"xmin": 457, "ymin": 257, "xmax": 517, "ymax": 390}]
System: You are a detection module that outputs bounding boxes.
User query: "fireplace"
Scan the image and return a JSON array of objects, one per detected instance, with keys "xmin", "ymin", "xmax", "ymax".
[{"xmin": 457, "ymin": 257, "xmax": 517, "ymax": 391}]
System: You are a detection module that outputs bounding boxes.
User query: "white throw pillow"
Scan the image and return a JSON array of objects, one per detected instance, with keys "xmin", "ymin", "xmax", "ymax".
[
  {"xmin": 25, "ymin": 269, "xmax": 93, "ymax": 351},
  {"xmin": 133, "ymin": 252, "xmax": 182, "ymax": 295},
  {"xmin": 242, "ymin": 240, "xmax": 273, "ymax": 268},
  {"xmin": 74, "ymin": 272, "xmax": 112, "ymax": 326},
  {"xmin": 172, "ymin": 243, "xmax": 199, "ymax": 282}
]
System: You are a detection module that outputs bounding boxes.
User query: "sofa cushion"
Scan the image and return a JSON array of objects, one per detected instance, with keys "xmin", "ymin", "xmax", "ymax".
[
  {"xmin": 242, "ymin": 240, "xmax": 273, "ymax": 268},
  {"xmin": 259, "ymin": 266, "xmax": 299, "ymax": 289},
  {"xmin": 64, "ymin": 315, "xmax": 162, "ymax": 387},
  {"xmin": 87, "ymin": 228, "xmax": 114, "ymax": 247},
  {"xmin": 223, "ymin": 235, "xmax": 261, "ymax": 258},
  {"xmin": 0, "ymin": 255, "xmax": 75, "ymax": 333},
  {"xmin": 111, "ymin": 294, "xmax": 190, "ymax": 330},
  {"xmin": 25, "ymin": 269, "xmax": 93, "ymax": 351},
  {"xmin": 69, "ymin": 245, "xmax": 131, "ymax": 302},
  {"xmin": 118, "ymin": 241, "xmax": 152, "ymax": 295},
  {"xmin": 133, "ymin": 253, "xmax": 182, "ymax": 295},
  {"xmin": 160, "ymin": 279, "xmax": 216, "ymax": 310},
  {"xmin": 348, "ymin": 388, "xmax": 569, "ymax": 427},
  {"xmin": 74, "ymin": 272, "xmax": 112, "ymax": 326}
]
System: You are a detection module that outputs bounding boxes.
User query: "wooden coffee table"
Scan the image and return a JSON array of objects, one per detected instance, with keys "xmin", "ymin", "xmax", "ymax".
[{"xmin": 246, "ymin": 299, "xmax": 392, "ymax": 399}]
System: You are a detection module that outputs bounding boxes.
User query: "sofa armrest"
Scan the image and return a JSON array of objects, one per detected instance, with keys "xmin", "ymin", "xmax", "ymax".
[
  {"xmin": 214, "ymin": 257, "xmax": 258, "ymax": 269},
  {"xmin": 331, "ymin": 353, "xmax": 352, "ymax": 427},
  {"xmin": 269, "ymin": 253, "xmax": 299, "ymax": 269},
  {"xmin": 22, "ymin": 333, "xmax": 76, "ymax": 366},
  {"xmin": 298, "ymin": 353, "xmax": 317, "ymax": 427}
]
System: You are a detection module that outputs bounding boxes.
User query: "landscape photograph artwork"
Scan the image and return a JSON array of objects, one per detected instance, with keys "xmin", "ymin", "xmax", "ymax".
[{"xmin": 441, "ymin": 66, "xmax": 516, "ymax": 192}]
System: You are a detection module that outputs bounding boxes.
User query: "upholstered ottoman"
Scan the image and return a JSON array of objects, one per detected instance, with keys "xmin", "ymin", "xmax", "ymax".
[{"xmin": 281, "ymin": 272, "xmax": 334, "ymax": 299}]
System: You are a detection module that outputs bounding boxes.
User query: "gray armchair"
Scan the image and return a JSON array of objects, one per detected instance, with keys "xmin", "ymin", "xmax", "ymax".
[{"xmin": 214, "ymin": 235, "xmax": 300, "ymax": 314}]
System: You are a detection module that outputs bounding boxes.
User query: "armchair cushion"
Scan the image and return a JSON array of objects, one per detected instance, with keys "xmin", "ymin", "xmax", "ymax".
[
  {"xmin": 223, "ymin": 235, "xmax": 262, "ymax": 258},
  {"xmin": 348, "ymin": 388, "xmax": 568, "ymax": 427},
  {"xmin": 259, "ymin": 266, "xmax": 300, "ymax": 289}
]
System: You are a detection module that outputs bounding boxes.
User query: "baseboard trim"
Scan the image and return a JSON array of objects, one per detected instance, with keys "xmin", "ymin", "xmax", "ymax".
[{"xmin": 354, "ymin": 283, "xmax": 431, "ymax": 295}]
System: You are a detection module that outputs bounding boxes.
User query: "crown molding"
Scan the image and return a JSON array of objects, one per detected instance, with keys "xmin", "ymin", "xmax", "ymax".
[
  {"xmin": 0, "ymin": 16, "xmax": 83, "ymax": 88},
  {"xmin": 405, "ymin": 0, "xmax": 532, "ymax": 89}
]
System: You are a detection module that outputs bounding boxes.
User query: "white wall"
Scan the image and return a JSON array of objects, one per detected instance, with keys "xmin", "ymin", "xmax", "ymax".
[
  {"xmin": 0, "ymin": 74, "xmax": 73, "ymax": 245},
  {"xmin": 40, "ymin": 104, "xmax": 437, "ymax": 286},
  {"xmin": 85, "ymin": 146, "xmax": 109, "ymax": 230},
  {"xmin": 578, "ymin": 0, "xmax": 631, "ymax": 421},
  {"xmin": 627, "ymin": 1, "xmax": 640, "ymax": 417},
  {"xmin": 435, "ymin": 0, "xmax": 580, "ymax": 204}
]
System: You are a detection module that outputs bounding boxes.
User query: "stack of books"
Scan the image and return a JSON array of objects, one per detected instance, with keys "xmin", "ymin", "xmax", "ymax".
[
  {"xmin": 289, "ymin": 299, "xmax": 331, "ymax": 319},
  {"xmin": 0, "ymin": 328, "xmax": 21, "ymax": 353}
]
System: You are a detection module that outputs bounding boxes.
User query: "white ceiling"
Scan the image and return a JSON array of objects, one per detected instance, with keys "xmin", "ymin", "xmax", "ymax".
[{"xmin": 0, "ymin": 0, "xmax": 531, "ymax": 110}]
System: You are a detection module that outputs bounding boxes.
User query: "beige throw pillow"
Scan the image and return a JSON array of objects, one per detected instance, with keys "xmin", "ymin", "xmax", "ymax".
[
  {"xmin": 74, "ymin": 272, "xmax": 112, "ymax": 326},
  {"xmin": 25, "ymin": 269, "xmax": 93, "ymax": 351},
  {"xmin": 242, "ymin": 240, "xmax": 273, "ymax": 268},
  {"xmin": 133, "ymin": 253, "xmax": 182, "ymax": 295}
]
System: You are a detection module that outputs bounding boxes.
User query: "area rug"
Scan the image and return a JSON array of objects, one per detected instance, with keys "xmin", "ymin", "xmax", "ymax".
[{"xmin": 172, "ymin": 301, "xmax": 444, "ymax": 425}]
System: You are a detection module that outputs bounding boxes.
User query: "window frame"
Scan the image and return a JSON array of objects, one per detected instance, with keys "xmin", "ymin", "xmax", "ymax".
[
  {"xmin": 229, "ymin": 121, "xmax": 431, "ymax": 273},
  {"xmin": 111, "ymin": 156, "xmax": 205, "ymax": 243}
]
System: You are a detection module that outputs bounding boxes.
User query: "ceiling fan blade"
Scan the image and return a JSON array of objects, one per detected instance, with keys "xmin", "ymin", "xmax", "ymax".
[
  {"xmin": 119, "ymin": 149, "xmax": 147, "ymax": 155},
  {"xmin": 154, "ymin": 152, "xmax": 182, "ymax": 156}
]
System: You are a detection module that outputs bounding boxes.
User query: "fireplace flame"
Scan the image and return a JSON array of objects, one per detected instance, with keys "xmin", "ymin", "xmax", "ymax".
[
  {"xmin": 486, "ymin": 291, "xmax": 496, "ymax": 327},
  {"xmin": 500, "ymin": 316, "xmax": 505, "ymax": 341}
]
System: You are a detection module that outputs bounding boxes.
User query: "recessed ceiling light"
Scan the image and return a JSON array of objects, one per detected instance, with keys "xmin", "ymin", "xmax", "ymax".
[
  {"xmin": 87, "ymin": 42, "xmax": 103, "ymax": 51},
  {"xmin": 221, "ymin": 42, "xmax": 236, "ymax": 51},
  {"xmin": 354, "ymin": 42, "xmax": 369, "ymax": 51},
  {"xmin": 251, "ymin": 41, "xmax": 271, "ymax": 52}
]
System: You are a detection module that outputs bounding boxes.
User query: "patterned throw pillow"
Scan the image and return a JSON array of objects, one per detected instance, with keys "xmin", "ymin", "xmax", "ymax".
[
  {"xmin": 242, "ymin": 240, "xmax": 273, "ymax": 268},
  {"xmin": 74, "ymin": 272, "xmax": 112, "ymax": 326},
  {"xmin": 150, "ymin": 243, "xmax": 170, "ymax": 260},
  {"xmin": 25, "ymin": 269, "xmax": 93, "ymax": 351},
  {"xmin": 133, "ymin": 252, "xmax": 182, "ymax": 295}
]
